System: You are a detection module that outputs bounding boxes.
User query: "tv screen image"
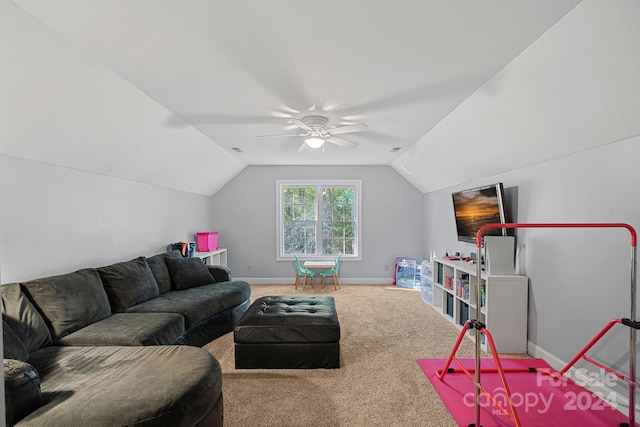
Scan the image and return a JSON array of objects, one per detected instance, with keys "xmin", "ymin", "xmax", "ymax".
[{"xmin": 452, "ymin": 183, "xmax": 507, "ymax": 244}]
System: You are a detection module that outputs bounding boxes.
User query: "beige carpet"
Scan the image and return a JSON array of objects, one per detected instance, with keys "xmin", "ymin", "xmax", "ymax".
[{"xmin": 204, "ymin": 284, "xmax": 483, "ymax": 427}]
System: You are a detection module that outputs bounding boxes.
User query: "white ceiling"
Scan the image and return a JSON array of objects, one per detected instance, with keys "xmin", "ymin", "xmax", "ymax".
[{"xmin": 5, "ymin": 1, "xmax": 639, "ymax": 195}]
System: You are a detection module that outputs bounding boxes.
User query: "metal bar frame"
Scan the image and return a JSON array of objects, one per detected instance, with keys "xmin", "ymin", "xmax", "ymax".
[
  {"xmin": 438, "ymin": 320, "xmax": 522, "ymax": 426},
  {"xmin": 466, "ymin": 222, "xmax": 637, "ymax": 427}
]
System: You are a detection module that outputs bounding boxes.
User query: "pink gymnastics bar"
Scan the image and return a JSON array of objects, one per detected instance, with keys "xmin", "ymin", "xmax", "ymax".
[{"xmin": 470, "ymin": 222, "xmax": 637, "ymax": 427}]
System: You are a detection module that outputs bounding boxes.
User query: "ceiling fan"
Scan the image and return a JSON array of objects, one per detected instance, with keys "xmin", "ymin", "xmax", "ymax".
[{"xmin": 260, "ymin": 115, "xmax": 369, "ymax": 151}]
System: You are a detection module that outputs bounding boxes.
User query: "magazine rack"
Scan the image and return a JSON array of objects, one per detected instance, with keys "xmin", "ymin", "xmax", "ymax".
[{"xmin": 438, "ymin": 222, "xmax": 637, "ymax": 427}]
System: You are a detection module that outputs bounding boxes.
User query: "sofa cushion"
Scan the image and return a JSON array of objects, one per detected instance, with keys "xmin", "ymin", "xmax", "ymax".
[
  {"xmin": 21, "ymin": 269, "xmax": 111, "ymax": 341},
  {"xmin": 1, "ymin": 283, "xmax": 52, "ymax": 353},
  {"xmin": 165, "ymin": 257, "xmax": 214, "ymax": 291},
  {"xmin": 127, "ymin": 281, "xmax": 251, "ymax": 328},
  {"xmin": 23, "ymin": 346, "xmax": 222, "ymax": 427},
  {"xmin": 207, "ymin": 265, "xmax": 232, "ymax": 282},
  {"xmin": 57, "ymin": 313, "xmax": 185, "ymax": 346},
  {"xmin": 2, "ymin": 319, "xmax": 29, "ymax": 361},
  {"xmin": 97, "ymin": 257, "xmax": 160, "ymax": 312},
  {"xmin": 146, "ymin": 251, "xmax": 182, "ymax": 294}
]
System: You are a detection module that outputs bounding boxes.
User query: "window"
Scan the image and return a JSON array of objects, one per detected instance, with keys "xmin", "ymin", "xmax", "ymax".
[{"xmin": 277, "ymin": 179, "xmax": 362, "ymax": 260}]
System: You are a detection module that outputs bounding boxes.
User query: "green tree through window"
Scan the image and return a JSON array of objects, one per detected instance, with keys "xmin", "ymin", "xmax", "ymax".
[
  {"xmin": 322, "ymin": 187, "xmax": 355, "ymax": 255},
  {"xmin": 278, "ymin": 180, "xmax": 361, "ymax": 259},
  {"xmin": 283, "ymin": 187, "xmax": 317, "ymax": 254}
]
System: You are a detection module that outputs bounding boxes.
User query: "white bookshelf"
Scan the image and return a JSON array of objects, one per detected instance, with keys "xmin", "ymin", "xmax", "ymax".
[
  {"xmin": 194, "ymin": 248, "xmax": 227, "ymax": 267},
  {"xmin": 432, "ymin": 237, "xmax": 528, "ymax": 354}
]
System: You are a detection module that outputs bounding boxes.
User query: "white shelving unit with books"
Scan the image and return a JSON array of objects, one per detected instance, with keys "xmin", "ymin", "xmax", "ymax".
[{"xmin": 431, "ymin": 237, "xmax": 528, "ymax": 354}]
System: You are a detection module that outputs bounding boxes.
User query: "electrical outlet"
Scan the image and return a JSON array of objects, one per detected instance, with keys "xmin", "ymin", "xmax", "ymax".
[
  {"xmin": 384, "ymin": 264, "xmax": 390, "ymax": 271},
  {"xmin": 246, "ymin": 264, "xmax": 252, "ymax": 271}
]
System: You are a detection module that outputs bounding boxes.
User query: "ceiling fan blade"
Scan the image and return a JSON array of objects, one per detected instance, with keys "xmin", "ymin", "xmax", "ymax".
[
  {"xmin": 326, "ymin": 136, "xmax": 358, "ymax": 149},
  {"xmin": 257, "ymin": 133, "xmax": 305, "ymax": 138},
  {"xmin": 288, "ymin": 118, "xmax": 313, "ymax": 132},
  {"xmin": 328, "ymin": 123, "xmax": 369, "ymax": 135},
  {"xmin": 298, "ymin": 142, "xmax": 308, "ymax": 152}
]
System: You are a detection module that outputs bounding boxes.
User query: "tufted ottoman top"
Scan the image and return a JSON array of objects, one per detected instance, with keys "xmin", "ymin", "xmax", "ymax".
[{"xmin": 233, "ymin": 295, "xmax": 340, "ymax": 344}]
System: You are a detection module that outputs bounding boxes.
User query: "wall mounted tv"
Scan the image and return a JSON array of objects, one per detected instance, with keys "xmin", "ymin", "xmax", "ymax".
[{"xmin": 452, "ymin": 183, "xmax": 507, "ymax": 244}]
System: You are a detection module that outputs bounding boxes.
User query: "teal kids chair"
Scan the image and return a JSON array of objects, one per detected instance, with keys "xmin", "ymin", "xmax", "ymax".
[
  {"xmin": 320, "ymin": 254, "xmax": 341, "ymax": 290},
  {"xmin": 294, "ymin": 255, "xmax": 314, "ymax": 289}
]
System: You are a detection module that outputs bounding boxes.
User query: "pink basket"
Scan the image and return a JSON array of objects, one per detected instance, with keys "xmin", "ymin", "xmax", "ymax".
[{"xmin": 196, "ymin": 232, "xmax": 218, "ymax": 252}]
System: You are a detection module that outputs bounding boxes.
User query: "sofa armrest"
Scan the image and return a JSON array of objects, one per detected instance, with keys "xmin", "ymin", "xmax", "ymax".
[
  {"xmin": 4, "ymin": 359, "xmax": 42, "ymax": 426},
  {"xmin": 207, "ymin": 265, "xmax": 232, "ymax": 282}
]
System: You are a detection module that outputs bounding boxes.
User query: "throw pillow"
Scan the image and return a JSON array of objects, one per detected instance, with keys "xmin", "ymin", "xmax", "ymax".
[
  {"xmin": 146, "ymin": 251, "xmax": 182, "ymax": 294},
  {"xmin": 2, "ymin": 319, "xmax": 29, "ymax": 361},
  {"xmin": 21, "ymin": 269, "xmax": 112, "ymax": 341},
  {"xmin": 1, "ymin": 283, "xmax": 52, "ymax": 353},
  {"xmin": 98, "ymin": 257, "xmax": 160, "ymax": 313},
  {"xmin": 165, "ymin": 257, "xmax": 213, "ymax": 291}
]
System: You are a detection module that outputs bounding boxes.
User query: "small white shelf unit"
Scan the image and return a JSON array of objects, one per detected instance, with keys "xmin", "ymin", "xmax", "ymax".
[
  {"xmin": 431, "ymin": 237, "xmax": 528, "ymax": 354},
  {"xmin": 194, "ymin": 248, "xmax": 227, "ymax": 267}
]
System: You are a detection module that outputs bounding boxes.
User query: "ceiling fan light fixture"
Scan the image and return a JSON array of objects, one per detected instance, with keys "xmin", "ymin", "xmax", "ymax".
[{"xmin": 305, "ymin": 137, "xmax": 325, "ymax": 149}]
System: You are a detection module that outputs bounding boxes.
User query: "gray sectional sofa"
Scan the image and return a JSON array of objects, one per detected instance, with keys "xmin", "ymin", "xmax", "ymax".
[{"xmin": 2, "ymin": 251, "xmax": 252, "ymax": 426}]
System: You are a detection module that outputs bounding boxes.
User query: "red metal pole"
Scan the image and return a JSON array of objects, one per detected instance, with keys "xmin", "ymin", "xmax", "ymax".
[
  {"xmin": 477, "ymin": 222, "xmax": 637, "ymax": 247},
  {"xmin": 475, "ymin": 222, "xmax": 637, "ymax": 426},
  {"xmin": 558, "ymin": 319, "xmax": 621, "ymax": 377},
  {"xmin": 484, "ymin": 327, "xmax": 522, "ymax": 427},
  {"xmin": 437, "ymin": 320, "xmax": 471, "ymax": 380}
]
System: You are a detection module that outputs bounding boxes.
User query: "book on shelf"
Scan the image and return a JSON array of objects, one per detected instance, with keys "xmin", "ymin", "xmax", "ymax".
[
  {"xmin": 456, "ymin": 277, "xmax": 470, "ymax": 300},
  {"xmin": 444, "ymin": 275, "xmax": 453, "ymax": 290}
]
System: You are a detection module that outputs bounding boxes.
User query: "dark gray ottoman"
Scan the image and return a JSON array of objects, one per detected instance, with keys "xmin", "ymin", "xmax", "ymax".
[{"xmin": 233, "ymin": 295, "xmax": 341, "ymax": 369}]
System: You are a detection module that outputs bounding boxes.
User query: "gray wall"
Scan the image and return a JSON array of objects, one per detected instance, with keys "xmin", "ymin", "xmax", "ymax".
[
  {"xmin": 210, "ymin": 165, "xmax": 425, "ymax": 283},
  {"xmin": 5, "ymin": 138, "xmax": 637, "ymax": 377},
  {"xmin": 424, "ymin": 136, "xmax": 640, "ymax": 375},
  {"xmin": 0, "ymin": 154, "xmax": 215, "ymax": 283}
]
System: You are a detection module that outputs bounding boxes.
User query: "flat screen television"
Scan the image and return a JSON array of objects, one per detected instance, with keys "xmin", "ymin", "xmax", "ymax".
[{"xmin": 452, "ymin": 183, "xmax": 507, "ymax": 244}]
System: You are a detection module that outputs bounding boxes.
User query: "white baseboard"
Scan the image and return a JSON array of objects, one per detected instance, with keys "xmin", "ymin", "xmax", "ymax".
[
  {"xmin": 233, "ymin": 277, "xmax": 394, "ymax": 285},
  {"xmin": 527, "ymin": 340, "xmax": 638, "ymax": 421},
  {"xmin": 526, "ymin": 341, "xmax": 568, "ymax": 371}
]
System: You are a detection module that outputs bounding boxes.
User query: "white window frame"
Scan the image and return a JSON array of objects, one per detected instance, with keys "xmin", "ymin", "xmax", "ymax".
[{"xmin": 276, "ymin": 179, "xmax": 362, "ymax": 261}]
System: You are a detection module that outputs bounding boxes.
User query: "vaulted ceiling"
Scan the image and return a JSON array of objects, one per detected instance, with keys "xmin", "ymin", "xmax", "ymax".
[{"xmin": 3, "ymin": 1, "xmax": 639, "ymax": 195}]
